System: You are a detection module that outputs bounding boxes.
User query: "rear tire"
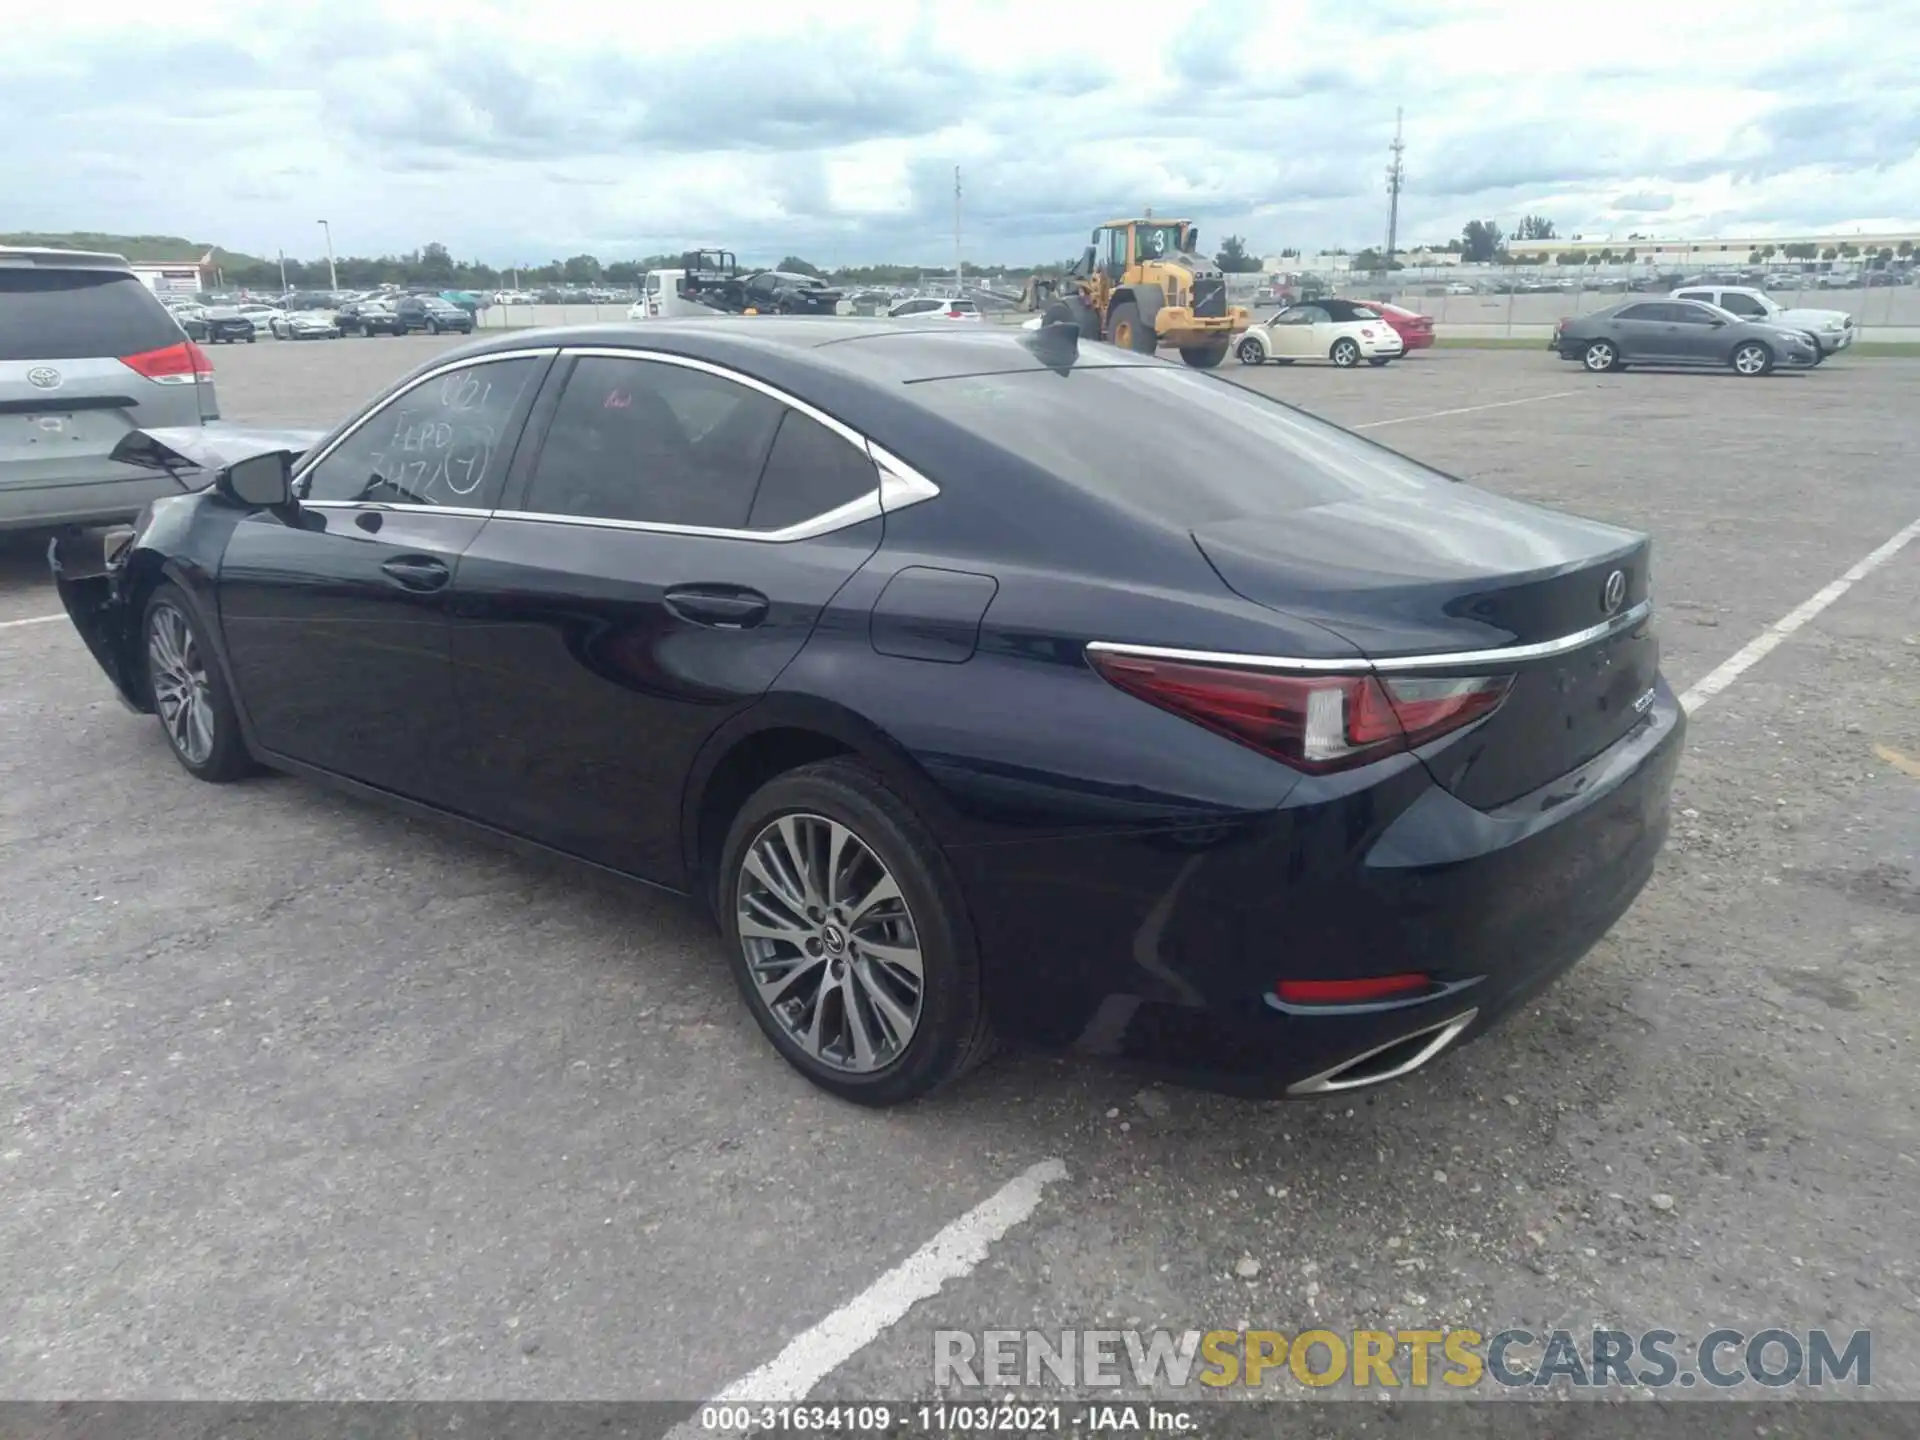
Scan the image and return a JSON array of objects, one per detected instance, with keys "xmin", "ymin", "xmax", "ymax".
[
  {"xmin": 141, "ymin": 584, "xmax": 256, "ymax": 784},
  {"xmin": 1582, "ymin": 339, "xmax": 1620, "ymax": 372},
  {"xmin": 1108, "ymin": 302, "xmax": 1157, "ymax": 354},
  {"xmin": 1330, "ymin": 337, "xmax": 1361, "ymax": 367},
  {"xmin": 1179, "ymin": 342, "xmax": 1228, "ymax": 369},
  {"xmin": 717, "ymin": 759, "xmax": 996, "ymax": 1106}
]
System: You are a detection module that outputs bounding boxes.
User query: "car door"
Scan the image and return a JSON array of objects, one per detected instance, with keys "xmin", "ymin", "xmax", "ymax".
[
  {"xmin": 1663, "ymin": 301, "xmax": 1731, "ymax": 364},
  {"xmin": 1267, "ymin": 307, "xmax": 1319, "ymax": 357},
  {"xmin": 216, "ymin": 350, "xmax": 554, "ymax": 803},
  {"xmin": 444, "ymin": 349, "xmax": 889, "ymax": 884},
  {"xmin": 1607, "ymin": 303, "xmax": 1675, "ymax": 361}
]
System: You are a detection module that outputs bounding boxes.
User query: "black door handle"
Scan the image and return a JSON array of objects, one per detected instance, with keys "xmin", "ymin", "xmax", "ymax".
[
  {"xmin": 664, "ymin": 585, "xmax": 770, "ymax": 629},
  {"xmin": 380, "ymin": 555, "xmax": 451, "ymax": 592}
]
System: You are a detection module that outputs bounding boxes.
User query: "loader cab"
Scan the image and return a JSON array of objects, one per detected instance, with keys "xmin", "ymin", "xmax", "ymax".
[{"xmin": 1092, "ymin": 220, "xmax": 1199, "ymax": 280}]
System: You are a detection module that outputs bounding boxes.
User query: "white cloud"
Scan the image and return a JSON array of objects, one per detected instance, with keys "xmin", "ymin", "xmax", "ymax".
[{"xmin": 2, "ymin": 0, "xmax": 1917, "ymax": 265}]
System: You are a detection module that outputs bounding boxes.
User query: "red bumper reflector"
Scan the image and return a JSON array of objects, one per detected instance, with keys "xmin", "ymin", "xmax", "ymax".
[{"xmin": 1276, "ymin": 974, "xmax": 1430, "ymax": 1004}]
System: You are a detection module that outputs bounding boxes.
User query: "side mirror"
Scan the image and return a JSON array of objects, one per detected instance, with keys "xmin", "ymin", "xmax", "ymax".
[
  {"xmin": 1709, "ymin": 318, "xmax": 1727, "ymax": 327},
  {"xmin": 217, "ymin": 451, "xmax": 294, "ymax": 509}
]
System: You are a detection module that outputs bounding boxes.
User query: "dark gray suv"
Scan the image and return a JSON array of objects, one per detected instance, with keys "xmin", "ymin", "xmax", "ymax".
[{"xmin": 1, "ymin": 247, "xmax": 220, "ymax": 530}]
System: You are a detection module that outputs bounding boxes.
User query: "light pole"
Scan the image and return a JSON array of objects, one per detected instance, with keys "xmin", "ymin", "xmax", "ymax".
[{"xmin": 317, "ymin": 219, "xmax": 338, "ymax": 291}]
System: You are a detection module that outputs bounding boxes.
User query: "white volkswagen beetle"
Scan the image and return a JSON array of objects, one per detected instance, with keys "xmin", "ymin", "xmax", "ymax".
[{"xmin": 1236, "ymin": 299, "xmax": 1405, "ymax": 367}]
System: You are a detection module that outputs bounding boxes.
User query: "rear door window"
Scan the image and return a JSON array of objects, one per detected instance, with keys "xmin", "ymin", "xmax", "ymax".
[
  {"xmin": 524, "ymin": 356, "xmax": 784, "ymax": 528},
  {"xmin": 0, "ymin": 268, "xmax": 182, "ymax": 361},
  {"xmin": 745, "ymin": 410, "xmax": 879, "ymax": 532}
]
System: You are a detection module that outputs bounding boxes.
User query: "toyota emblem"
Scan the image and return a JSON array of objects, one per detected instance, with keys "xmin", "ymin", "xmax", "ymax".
[
  {"xmin": 26, "ymin": 366, "xmax": 62, "ymax": 390},
  {"xmin": 1602, "ymin": 569, "xmax": 1627, "ymax": 614}
]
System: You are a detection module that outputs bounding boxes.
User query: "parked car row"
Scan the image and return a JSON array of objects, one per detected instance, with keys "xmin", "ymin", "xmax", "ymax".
[{"xmin": 163, "ymin": 293, "xmax": 475, "ymax": 341}]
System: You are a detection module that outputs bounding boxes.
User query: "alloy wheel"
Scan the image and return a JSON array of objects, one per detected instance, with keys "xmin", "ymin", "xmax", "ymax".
[
  {"xmin": 148, "ymin": 604, "xmax": 215, "ymax": 766},
  {"xmin": 735, "ymin": 812, "xmax": 924, "ymax": 1074},
  {"xmin": 1584, "ymin": 342, "xmax": 1615, "ymax": 372},
  {"xmin": 1237, "ymin": 339, "xmax": 1263, "ymax": 364},
  {"xmin": 1734, "ymin": 344, "xmax": 1769, "ymax": 375},
  {"xmin": 1332, "ymin": 340, "xmax": 1359, "ymax": 366}
]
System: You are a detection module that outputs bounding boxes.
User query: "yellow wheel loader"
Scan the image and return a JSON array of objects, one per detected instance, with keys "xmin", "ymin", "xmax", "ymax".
[{"xmin": 1025, "ymin": 218, "xmax": 1252, "ymax": 368}]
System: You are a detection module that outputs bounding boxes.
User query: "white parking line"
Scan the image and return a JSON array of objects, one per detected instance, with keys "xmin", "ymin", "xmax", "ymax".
[
  {"xmin": 677, "ymin": 1157, "xmax": 1067, "ymax": 1419},
  {"xmin": 0, "ymin": 612, "xmax": 65, "ymax": 631},
  {"xmin": 1354, "ymin": 391, "xmax": 1580, "ymax": 430},
  {"xmin": 1681, "ymin": 513, "xmax": 1920, "ymax": 714}
]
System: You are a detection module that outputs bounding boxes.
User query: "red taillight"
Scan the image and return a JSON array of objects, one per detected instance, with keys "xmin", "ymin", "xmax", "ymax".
[
  {"xmin": 1086, "ymin": 652, "xmax": 1510, "ymax": 773},
  {"xmin": 121, "ymin": 340, "xmax": 211, "ymax": 386},
  {"xmin": 1276, "ymin": 974, "xmax": 1430, "ymax": 1004},
  {"xmin": 946, "ymin": 308, "xmax": 965, "ymax": 318}
]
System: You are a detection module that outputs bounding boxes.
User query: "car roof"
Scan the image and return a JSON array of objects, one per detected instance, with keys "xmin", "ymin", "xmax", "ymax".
[
  {"xmin": 0, "ymin": 245, "xmax": 133, "ymax": 272},
  {"xmin": 451, "ymin": 318, "xmax": 1162, "ymax": 385}
]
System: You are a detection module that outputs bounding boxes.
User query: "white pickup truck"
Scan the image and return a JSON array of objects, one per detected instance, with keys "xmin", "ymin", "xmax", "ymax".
[{"xmin": 1669, "ymin": 284, "xmax": 1855, "ymax": 359}]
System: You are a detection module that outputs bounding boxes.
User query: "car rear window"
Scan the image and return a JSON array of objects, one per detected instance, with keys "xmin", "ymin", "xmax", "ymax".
[
  {"xmin": 904, "ymin": 366, "xmax": 1455, "ymax": 520},
  {"xmin": 0, "ymin": 268, "xmax": 183, "ymax": 362}
]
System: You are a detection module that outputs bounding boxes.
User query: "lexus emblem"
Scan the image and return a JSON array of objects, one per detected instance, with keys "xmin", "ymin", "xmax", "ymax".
[
  {"xmin": 1602, "ymin": 569, "xmax": 1627, "ymax": 614},
  {"xmin": 26, "ymin": 366, "xmax": 62, "ymax": 390}
]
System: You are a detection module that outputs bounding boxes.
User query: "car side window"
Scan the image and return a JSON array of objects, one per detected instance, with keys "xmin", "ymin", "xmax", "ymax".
[
  {"xmin": 1720, "ymin": 293, "xmax": 1765, "ymax": 317},
  {"xmin": 300, "ymin": 356, "xmax": 545, "ymax": 509},
  {"xmin": 524, "ymin": 356, "xmax": 784, "ymax": 529},
  {"xmin": 1615, "ymin": 303, "xmax": 1657, "ymax": 321},
  {"xmin": 1670, "ymin": 303, "xmax": 1716, "ymax": 325},
  {"xmin": 1273, "ymin": 310, "xmax": 1313, "ymax": 325},
  {"xmin": 1674, "ymin": 291, "xmax": 1710, "ymax": 305},
  {"xmin": 746, "ymin": 410, "xmax": 880, "ymax": 532}
]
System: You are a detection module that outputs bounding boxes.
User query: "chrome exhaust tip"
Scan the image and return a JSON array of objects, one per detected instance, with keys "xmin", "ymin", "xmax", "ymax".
[{"xmin": 1285, "ymin": 1009, "xmax": 1479, "ymax": 1098}]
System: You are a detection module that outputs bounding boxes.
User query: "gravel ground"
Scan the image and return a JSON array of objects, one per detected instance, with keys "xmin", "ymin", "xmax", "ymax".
[{"xmin": 1, "ymin": 339, "xmax": 1915, "ymax": 1421}]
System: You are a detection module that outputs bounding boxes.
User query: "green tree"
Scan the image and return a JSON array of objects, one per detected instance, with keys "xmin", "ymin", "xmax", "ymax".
[
  {"xmin": 1214, "ymin": 233, "xmax": 1262, "ymax": 272},
  {"xmin": 1354, "ymin": 248, "xmax": 1385, "ymax": 271},
  {"xmin": 1622, "ymin": 248, "xmax": 1637, "ymax": 263},
  {"xmin": 560, "ymin": 253, "xmax": 602, "ymax": 284},
  {"xmin": 1837, "ymin": 243, "xmax": 1859, "ymax": 259},
  {"xmin": 1899, "ymin": 240, "xmax": 1914, "ymax": 258},
  {"xmin": 1516, "ymin": 214, "xmax": 1557, "ymax": 241},
  {"xmin": 1556, "ymin": 249, "xmax": 1589, "ymax": 266},
  {"xmin": 1822, "ymin": 247, "xmax": 1839, "ymax": 261},
  {"xmin": 1461, "ymin": 219, "xmax": 1502, "ymax": 263}
]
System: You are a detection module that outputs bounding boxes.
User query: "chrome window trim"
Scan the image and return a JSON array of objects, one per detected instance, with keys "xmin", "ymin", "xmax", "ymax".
[
  {"xmin": 289, "ymin": 344, "xmax": 942, "ymax": 541},
  {"xmin": 489, "ymin": 345, "xmax": 939, "ymax": 543},
  {"xmin": 1086, "ymin": 599, "xmax": 1652, "ymax": 675},
  {"xmin": 291, "ymin": 348, "xmax": 560, "ymax": 493},
  {"xmin": 302, "ymin": 501, "xmax": 494, "ymax": 520}
]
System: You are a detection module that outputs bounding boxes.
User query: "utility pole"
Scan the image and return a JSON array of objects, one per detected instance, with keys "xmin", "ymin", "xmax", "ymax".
[
  {"xmin": 278, "ymin": 249, "xmax": 288, "ymax": 294},
  {"xmin": 317, "ymin": 219, "xmax": 338, "ymax": 291},
  {"xmin": 1384, "ymin": 108, "xmax": 1406, "ymax": 267},
  {"xmin": 954, "ymin": 165, "xmax": 963, "ymax": 295}
]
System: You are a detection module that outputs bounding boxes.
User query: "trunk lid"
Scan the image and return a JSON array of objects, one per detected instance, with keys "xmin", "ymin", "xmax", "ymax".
[{"xmin": 1193, "ymin": 489, "xmax": 1658, "ymax": 810}]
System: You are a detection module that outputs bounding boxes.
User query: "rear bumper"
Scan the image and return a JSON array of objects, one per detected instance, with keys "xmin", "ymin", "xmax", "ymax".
[
  {"xmin": 0, "ymin": 473, "xmax": 184, "ymax": 532},
  {"xmin": 950, "ymin": 681, "xmax": 1685, "ymax": 1097}
]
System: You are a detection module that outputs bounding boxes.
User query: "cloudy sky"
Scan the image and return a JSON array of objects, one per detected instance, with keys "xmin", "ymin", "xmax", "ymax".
[{"xmin": 6, "ymin": 0, "xmax": 1918, "ymax": 268}]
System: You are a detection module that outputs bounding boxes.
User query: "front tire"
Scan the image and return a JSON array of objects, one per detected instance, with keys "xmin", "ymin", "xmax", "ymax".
[
  {"xmin": 1582, "ymin": 340, "xmax": 1620, "ymax": 372},
  {"xmin": 1108, "ymin": 302, "xmax": 1157, "ymax": 354},
  {"xmin": 1732, "ymin": 341, "xmax": 1773, "ymax": 377},
  {"xmin": 1802, "ymin": 333, "xmax": 1825, "ymax": 365},
  {"xmin": 1330, "ymin": 338, "xmax": 1361, "ymax": 367},
  {"xmin": 1236, "ymin": 337, "xmax": 1265, "ymax": 365},
  {"xmin": 718, "ymin": 759, "xmax": 995, "ymax": 1106},
  {"xmin": 142, "ymin": 584, "xmax": 255, "ymax": 783},
  {"xmin": 1180, "ymin": 342, "xmax": 1228, "ymax": 369},
  {"xmin": 426, "ymin": 319, "xmax": 441, "ymax": 334}
]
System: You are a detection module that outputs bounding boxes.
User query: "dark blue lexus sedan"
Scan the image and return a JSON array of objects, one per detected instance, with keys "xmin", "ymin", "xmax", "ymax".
[{"xmin": 50, "ymin": 317, "xmax": 1683, "ymax": 1105}]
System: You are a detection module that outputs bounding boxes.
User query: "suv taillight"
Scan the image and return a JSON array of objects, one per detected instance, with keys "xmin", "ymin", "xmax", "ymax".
[
  {"xmin": 1086, "ymin": 652, "xmax": 1511, "ymax": 774},
  {"xmin": 121, "ymin": 340, "xmax": 212, "ymax": 385}
]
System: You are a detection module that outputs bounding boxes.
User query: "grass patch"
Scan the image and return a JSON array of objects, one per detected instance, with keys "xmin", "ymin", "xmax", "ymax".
[
  {"xmin": 1850, "ymin": 341, "xmax": 1920, "ymax": 358},
  {"xmin": 1432, "ymin": 336, "xmax": 1552, "ymax": 349}
]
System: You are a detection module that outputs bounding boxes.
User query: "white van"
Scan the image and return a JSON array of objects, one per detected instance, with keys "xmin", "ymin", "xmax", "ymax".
[{"xmin": 628, "ymin": 270, "xmax": 716, "ymax": 320}]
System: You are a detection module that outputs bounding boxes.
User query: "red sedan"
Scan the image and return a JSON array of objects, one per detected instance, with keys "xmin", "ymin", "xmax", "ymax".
[{"xmin": 1364, "ymin": 300, "xmax": 1435, "ymax": 352}]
